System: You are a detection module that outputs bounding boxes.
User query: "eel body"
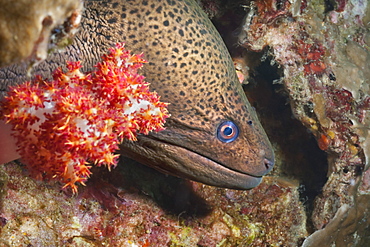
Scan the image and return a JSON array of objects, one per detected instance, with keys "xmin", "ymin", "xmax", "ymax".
[{"xmin": 0, "ymin": 0, "xmax": 275, "ymax": 189}]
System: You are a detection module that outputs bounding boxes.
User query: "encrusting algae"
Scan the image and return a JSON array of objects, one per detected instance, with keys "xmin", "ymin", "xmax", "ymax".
[{"xmin": 0, "ymin": 43, "xmax": 169, "ymax": 193}]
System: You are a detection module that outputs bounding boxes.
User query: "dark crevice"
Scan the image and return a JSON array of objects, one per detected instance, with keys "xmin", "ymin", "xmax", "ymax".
[{"xmin": 246, "ymin": 56, "xmax": 328, "ymax": 233}]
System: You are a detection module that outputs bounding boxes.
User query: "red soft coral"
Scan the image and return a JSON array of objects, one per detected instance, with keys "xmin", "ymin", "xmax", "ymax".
[{"xmin": 0, "ymin": 43, "xmax": 170, "ymax": 193}]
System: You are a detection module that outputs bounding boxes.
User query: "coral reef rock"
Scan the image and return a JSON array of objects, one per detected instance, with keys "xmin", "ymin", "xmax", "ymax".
[
  {"xmin": 0, "ymin": 160, "xmax": 307, "ymax": 246},
  {"xmin": 0, "ymin": 0, "xmax": 83, "ymax": 68},
  {"xmin": 238, "ymin": 0, "xmax": 370, "ymax": 246}
]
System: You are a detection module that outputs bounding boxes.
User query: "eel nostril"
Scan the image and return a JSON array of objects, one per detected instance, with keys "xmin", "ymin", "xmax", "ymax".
[{"xmin": 264, "ymin": 158, "xmax": 274, "ymax": 171}]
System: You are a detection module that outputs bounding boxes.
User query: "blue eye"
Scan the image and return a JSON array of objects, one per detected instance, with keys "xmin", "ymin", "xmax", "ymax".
[{"xmin": 217, "ymin": 121, "xmax": 239, "ymax": 143}]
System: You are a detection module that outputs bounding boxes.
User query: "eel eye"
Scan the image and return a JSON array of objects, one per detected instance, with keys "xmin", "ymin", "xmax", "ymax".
[{"xmin": 217, "ymin": 121, "xmax": 239, "ymax": 143}]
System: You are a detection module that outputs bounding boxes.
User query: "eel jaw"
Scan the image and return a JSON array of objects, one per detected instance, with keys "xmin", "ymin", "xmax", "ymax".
[{"xmin": 120, "ymin": 135, "xmax": 263, "ymax": 190}]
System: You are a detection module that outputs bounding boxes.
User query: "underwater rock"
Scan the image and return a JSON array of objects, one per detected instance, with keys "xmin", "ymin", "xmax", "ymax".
[
  {"xmin": 0, "ymin": 0, "xmax": 83, "ymax": 68},
  {"xmin": 0, "ymin": 160, "xmax": 307, "ymax": 246},
  {"xmin": 238, "ymin": 0, "xmax": 370, "ymax": 246}
]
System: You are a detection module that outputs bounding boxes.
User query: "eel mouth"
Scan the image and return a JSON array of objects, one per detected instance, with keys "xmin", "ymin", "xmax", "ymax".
[{"xmin": 136, "ymin": 135, "xmax": 263, "ymax": 190}]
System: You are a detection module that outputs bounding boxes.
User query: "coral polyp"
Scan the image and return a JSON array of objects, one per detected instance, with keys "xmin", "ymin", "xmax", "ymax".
[{"xmin": 0, "ymin": 43, "xmax": 170, "ymax": 193}]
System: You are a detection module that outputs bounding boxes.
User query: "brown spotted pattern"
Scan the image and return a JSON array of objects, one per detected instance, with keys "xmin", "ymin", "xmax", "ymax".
[{"xmin": 0, "ymin": 0, "xmax": 275, "ymax": 189}]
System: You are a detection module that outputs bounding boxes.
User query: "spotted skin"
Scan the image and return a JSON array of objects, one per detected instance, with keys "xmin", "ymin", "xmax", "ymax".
[{"xmin": 0, "ymin": 0, "xmax": 274, "ymax": 189}]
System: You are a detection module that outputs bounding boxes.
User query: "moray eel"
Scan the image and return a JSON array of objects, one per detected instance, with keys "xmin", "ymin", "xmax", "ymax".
[{"xmin": 0, "ymin": 0, "xmax": 275, "ymax": 189}]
